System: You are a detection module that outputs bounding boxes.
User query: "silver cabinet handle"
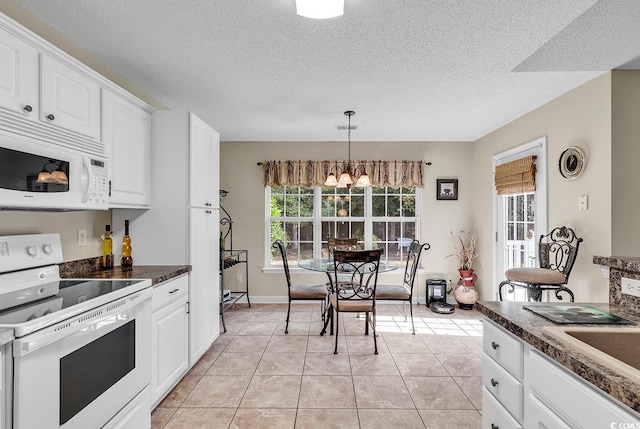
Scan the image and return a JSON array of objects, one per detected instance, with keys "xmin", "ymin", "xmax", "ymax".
[
  {"xmin": 46, "ymin": 114, "xmax": 55, "ymax": 120},
  {"xmin": 23, "ymin": 105, "xmax": 33, "ymax": 112},
  {"xmin": 169, "ymin": 288, "xmax": 180, "ymax": 294},
  {"xmin": 491, "ymin": 378, "xmax": 499, "ymax": 387},
  {"xmin": 491, "ymin": 341, "xmax": 499, "ymax": 350}
]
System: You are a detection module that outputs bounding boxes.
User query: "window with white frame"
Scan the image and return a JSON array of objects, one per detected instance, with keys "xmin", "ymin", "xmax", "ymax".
[{"xmin": 267, "ymin": 185, "xmax": 419, "ymax": 266}]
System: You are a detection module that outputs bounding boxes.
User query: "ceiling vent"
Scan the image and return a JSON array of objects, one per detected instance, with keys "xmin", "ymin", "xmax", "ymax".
[{"xmin": 336, "ymin": 125, "xmax": 357, "ymax": 130}]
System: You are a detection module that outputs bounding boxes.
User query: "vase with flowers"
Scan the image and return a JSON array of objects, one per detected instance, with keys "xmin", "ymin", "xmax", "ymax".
[{"xmin": 449, "ymin": 231, "xmax": 479, "ymax": 310}]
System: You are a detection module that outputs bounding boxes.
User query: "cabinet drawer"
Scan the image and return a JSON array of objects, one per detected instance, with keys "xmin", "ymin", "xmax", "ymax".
[
  {"xmin": 482, "ymin": 387, "xmax": 522, "ymax": 429},
  {"xmin": 526, "ymin": 394, "xmax": 572, "ymax": 429},
  {"xmin": 483, "ymin": 354, "xmax": 523, "ymax": 421},
  {"xmin": 483, "ymin": 320, "xmax": 523, "ymax": 379},
  {"xmin": 528, "ymin": 349, "xmax": 640, "ymax": 428},
  {"xmin": 152, "ymin": 274, "xmax": 188, "ymax": 311}
]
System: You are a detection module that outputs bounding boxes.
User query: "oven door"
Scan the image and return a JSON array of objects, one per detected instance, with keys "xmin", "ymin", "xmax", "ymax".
[{"xmin": 12, "ymin": 289, "xmax": 151, "ymax": 429}]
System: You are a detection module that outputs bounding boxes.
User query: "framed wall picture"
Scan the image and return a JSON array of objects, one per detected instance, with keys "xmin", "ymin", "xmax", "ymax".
[{"xmin": 436, "ymin": 179, "xmax": 458, "ymax": 200}]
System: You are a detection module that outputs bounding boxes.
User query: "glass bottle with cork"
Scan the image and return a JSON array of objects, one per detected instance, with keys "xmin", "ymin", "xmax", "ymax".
[
  {"xmin": 121, "ymin": 219, "xmax": 133, "ymax": 268},
  {"xmin": 101, "ymin": 225, "xmax": 113, "ymax": 269}
]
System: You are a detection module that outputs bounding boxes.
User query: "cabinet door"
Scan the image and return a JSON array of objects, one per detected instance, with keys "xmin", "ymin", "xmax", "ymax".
[
  {"xmin": 151, "ymin": 295, "xmax": 188, "ymax": 405},
  {"xmin": 189, "ymin": 114, "xmax": 219, "ymax": 208},
  {"xmin": 0, "ymin": 28, "xmax": 39, "ymax": 118},
  {"xmin": 102, "ymin": 90, "xmax": 151, "ymax": 207},
  {"xmin": 188, "ymin": 208, "xmax": 220, "ymax": 365},
  {"xmin": 40, "ymin": 54, "xmax": 100, "ymax": 139}
]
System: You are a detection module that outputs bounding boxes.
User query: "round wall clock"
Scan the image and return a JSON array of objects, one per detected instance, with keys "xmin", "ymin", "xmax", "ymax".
[{"xmin": 559, "ymin": 146, "xmax": 586, "ymax": 179}]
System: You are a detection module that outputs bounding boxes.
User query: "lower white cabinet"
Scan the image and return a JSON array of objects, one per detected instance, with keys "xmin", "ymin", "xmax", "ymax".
[
  {"xmin": 526, "ymin": 348, "xmax": 640, "ymax": 428},
  {"xmin": 483, "ymin": 318, "xmax": 640, "ymax": 428},
  {"xmin": 151, "ymin": 275, "xmax": 189, "ymax": 407}
]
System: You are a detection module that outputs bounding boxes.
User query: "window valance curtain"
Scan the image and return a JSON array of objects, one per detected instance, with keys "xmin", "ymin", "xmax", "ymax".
[
  {"xmin": 494, "ymin": 155, "xmax": 537, "ymax": 195},
  {"xmin": 262, "ymin": 160, "xmax": 425, "ymax": 188}
]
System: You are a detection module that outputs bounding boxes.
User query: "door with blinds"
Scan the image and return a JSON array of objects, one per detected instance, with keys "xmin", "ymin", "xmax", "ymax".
[{"xmin": 492, "ymin": 137, "xmax": 547, "ymax": 301}]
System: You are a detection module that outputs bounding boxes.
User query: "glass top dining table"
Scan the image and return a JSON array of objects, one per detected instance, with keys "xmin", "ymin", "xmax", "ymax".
[{"xmin": 297, "ymin": 258, "xmax": 399, "ymax": 274}]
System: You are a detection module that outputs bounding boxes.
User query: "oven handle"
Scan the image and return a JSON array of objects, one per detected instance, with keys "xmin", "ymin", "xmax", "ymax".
[{"xmin": 13, "ymin": 287, "xmax": 152, "ymax": 358}]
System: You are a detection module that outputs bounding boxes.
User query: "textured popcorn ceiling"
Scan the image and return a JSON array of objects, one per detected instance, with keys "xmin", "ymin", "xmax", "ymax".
[{"xmin": 12, "ymin": 0, "xmax": 640, "ymax": 141}]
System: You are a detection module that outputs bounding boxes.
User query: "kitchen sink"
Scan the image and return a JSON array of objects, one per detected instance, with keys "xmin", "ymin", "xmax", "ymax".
[{"xmin": 543, "ymin": 326, "xmax": 640, "ymax": 384}]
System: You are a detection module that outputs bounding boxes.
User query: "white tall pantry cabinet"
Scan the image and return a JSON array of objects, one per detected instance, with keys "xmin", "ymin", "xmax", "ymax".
[{"xmin": 113, "ymin": 111, "xmax": 220, "ymax": 366}]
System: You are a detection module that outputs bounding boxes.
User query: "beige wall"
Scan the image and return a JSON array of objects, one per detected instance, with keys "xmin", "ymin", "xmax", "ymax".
[
  {"xmin": 0, "ymin": 210, "xmax": 111, "ymax": 261},
  {"xmin": 220, "ymin": 140, "xmax": 475, "ymax": 301},
  {"xmin": 611, "ymin": 70, "xmax": 640, "ymax": 256},
  {"xmin": 472, "ymin": 73, "xmax": 613, "ymax": 302}
]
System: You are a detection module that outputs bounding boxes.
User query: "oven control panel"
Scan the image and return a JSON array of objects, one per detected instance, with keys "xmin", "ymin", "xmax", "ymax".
[{"xmin": 0, "ymin": 233, "xmax": 63, "ymax": 273}]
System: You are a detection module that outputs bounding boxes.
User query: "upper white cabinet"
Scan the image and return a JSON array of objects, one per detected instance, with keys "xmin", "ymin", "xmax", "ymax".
[
  {"xmin": 0, "ymin": 31, "xmax": 100, "ymax": 140},
  {"xmin": 0, "ymin": 28, "xmax": 39, "ymax": 118},
  {"xmin": 40, "ymin": 54, "xmax": 100, "ymax": 139},
  {"xmin": 0, "ymin": 14, "xmax": 154, "ymax": 161},
  {"xmin": 189, "ymin": 114, "xmax": 220, "ymax": 208},
  {"xmin": 102, "ymin": 89, "xmax": 151, "ymax": 208}
]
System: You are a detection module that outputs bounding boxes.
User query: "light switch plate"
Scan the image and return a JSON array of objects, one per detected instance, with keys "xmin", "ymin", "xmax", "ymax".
[{"xmin": 579, "ymin": 195, "xmax": 588, "ymax": 211}]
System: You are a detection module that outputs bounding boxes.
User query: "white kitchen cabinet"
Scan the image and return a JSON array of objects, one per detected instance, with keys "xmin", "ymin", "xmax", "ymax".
[
  {"xmin": 40, "ymin": 54, "xmax": 100, "ymax": 140},
  {"xmin": 0, "ymin": 14, "xmax": 154, "ymax": 160},
  {"xmin": 483, "ymin": 318, "xmax": 640, "ymax": 429},
  {"xmin": 483, "ymin": 319, "xmax": 524, "ymax": 427},
  {"xmin": 151, "ymin": 275, "xmax": 189, "ymax": 406},
  {"xmin": 0, "ymin": 28, "xmax": 39, "ymax": 119},
  {"xmin": 189, "ymin": 208, "xmax": 219, "ymax": 362},
  {"xmin": 113, "ymin": 110, "xmax": 220, "ymax": 368},
  {"xmin": 527, "ymin": 348, "xmax": 640, "ymax": 428},
  {"xmin": 102, "ymin": 89, "xmax": 151, "ymax": 208},
  {"xmin": 189, "ymin": 114, "xmax": 220, "ymax": 208}
]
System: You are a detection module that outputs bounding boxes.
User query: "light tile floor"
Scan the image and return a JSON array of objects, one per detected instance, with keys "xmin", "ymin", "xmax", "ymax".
[{"xmin": 151, "ymin": 303, "xmax": 484, "ymax": 429}]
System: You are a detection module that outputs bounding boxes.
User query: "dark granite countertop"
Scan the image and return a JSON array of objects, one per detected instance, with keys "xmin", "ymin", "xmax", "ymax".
[
  {"xmin": 476, "ymin": 301, "xmax": 640, "ymax": 413},
  {"xmin": 594, "ymin": 255, "xmax": 640, "ymax": 273},
  {"xmin": 65, "ymin": 265, "xmax": 191, "ymax": 286}
]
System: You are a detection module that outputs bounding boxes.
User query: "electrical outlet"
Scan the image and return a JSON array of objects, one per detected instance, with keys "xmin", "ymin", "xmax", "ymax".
[
  {"xmin": 622, "ymin": 277, "xmax": 640, "ymax": 297},
  {"xmin": 77, "ymin": 229, "xmax": 87, "ymax": 247},
  {"xmin": 236, "ymin": 274, "xmax": 242, "ymax": 284}
]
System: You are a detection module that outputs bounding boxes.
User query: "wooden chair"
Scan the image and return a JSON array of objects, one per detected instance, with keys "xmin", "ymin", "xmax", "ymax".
[
  {"xmin": 376, "ymin": 240, "xmax": 430, "ymax": 334},
  {"xmin": 272, "ymin": 240, "xmax": 328, "ymax": 334},
  {"xmin": 498, "ymin": 226, "xmax": 583, "ymax": 302},
  {"xmin": 328, "ymin": 249, "xmax": 382, "ymax": 354},
  {"xmin": 326, "ymin": 237, "xmax": 359, "ymax": 288}
]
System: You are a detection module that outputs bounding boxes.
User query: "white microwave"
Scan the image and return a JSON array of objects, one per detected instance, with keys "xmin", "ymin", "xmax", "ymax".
[{"xmin": 0, "ymin": 130, "xmax": 108, "ymax": 210}]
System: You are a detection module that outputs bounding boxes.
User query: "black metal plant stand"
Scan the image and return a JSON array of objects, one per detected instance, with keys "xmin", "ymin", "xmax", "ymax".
[{"xmin": 219, "ymin": 190, "xmax": 250, "ymax": 333}]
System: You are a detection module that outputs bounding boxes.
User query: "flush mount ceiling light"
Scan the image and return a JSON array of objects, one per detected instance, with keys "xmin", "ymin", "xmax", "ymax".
[
  {"xmin": 295, "ymin": 0, "xmax": 344, "ymax": 19},
  {"xmin": 324, "ymin": 111, "xmax": 371, "ymax": 188}
]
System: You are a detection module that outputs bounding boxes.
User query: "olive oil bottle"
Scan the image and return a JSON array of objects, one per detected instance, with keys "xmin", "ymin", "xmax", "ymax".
[
  {"xmin": 121, "ymin": 220, "xmax": 133, "ymax": 268},
  {"xmin": 101, "ymin": 224, "xmax": 113, "ymax": 269}
]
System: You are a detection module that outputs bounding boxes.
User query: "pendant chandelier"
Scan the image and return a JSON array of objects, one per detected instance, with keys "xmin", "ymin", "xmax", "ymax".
[{"xmin": 324, "ymin": 111, "xmax": 371, "ymax": 188}]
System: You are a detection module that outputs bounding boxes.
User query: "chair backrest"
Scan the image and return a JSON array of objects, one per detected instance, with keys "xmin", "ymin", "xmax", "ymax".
[
  {"xmin": 272, "ymin": 240, "xmax": 292, "ymax": 292},
  {"xmin": 333, "ymin": 249, "xmax": 382, "ymax": 301},
  {"xmin": 402, "ymin": 240, "xmax": 431, "ymax": 296},
  {"xmin": 538, "ymin": 226, "xmax": 583, "ymax": 282},
  {"xmin": 327, "ymin": 237, "xmax": 359, "ymax": 255}
]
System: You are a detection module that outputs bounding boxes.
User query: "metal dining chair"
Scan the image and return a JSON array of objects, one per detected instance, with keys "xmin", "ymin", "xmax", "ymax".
[
  {"xmin": 328, "ymin": 249, "xmax": 383, "ymax": 354},
  {"xmin": 272, "ymin": 240, "xmax": 328, "ymax": 334},
  {"xmin": 376, "ymin": 240, "xmax": 430, "ymax": 334},
  {"xmin": 498, "ymin": 226, "xmax": 583, "ymax": 302},
  {"xmin": 326, "ymin": 237, "xmax": 359, "ymax": 288}
]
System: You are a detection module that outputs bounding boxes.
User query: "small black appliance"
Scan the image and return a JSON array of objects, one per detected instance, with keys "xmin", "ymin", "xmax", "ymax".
[{"xmin": 426, "ymin": 279, "xmax": 455, "ymax": 314}]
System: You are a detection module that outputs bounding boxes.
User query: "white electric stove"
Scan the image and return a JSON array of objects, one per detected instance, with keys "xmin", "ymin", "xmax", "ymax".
[{"xmin": 0, "ymin": 233, "xmax": 153, "ymax": 429}]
